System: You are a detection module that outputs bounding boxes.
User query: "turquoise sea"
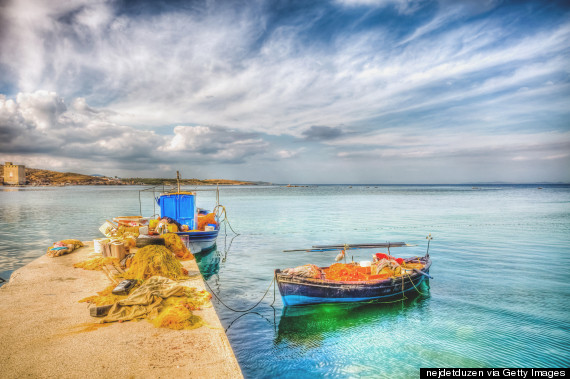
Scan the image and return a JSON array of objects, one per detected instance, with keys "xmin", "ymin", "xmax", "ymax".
[{"xmin": 1, "ymin": 184, "xmax": 569, "ymax": 377}]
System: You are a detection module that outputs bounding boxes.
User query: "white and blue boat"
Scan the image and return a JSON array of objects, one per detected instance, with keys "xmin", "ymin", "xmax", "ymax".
[{"xmin": 157, "ymin": 190, "xmax": 220, "ymax": 254}]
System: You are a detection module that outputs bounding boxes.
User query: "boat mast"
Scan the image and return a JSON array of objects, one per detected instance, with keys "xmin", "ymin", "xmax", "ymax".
[{"xmin": 176, "ymin": 170, "xmax": 181, "ymax": 193}]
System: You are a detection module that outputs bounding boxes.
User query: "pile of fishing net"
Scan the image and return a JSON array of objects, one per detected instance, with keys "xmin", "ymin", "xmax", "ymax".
[
  {"xmin": 74, "ymin": 257, "xmax": 119, "ymax": 271},
  {"xmin": 160, "ymin": 233, "xmax": 194, "ymax": 260},
  {"xmin": 282, "ymin": 264, "xmax": 324, "ymax": 279},
  {"xmin": 98, "ymin": 276, "xmax": 212, "ymax": 330},
  {"xmin": 46, "ymin": 239, "xmax": 84, "ymax": 257},
  {"xmin": 122, "ymin": 245, "xmax": 188, "ymax": 281},
  {"xmin": 116, "ymin": 225, "xmax": 140, "ymax": 238},
  {"xmin": 322, "ymin": 258, "xmax": 425, "ymax": 282},
  {"xmin": 401, "ymin": 262, "xmax": 425, "ymax": 270},
  {"xmin": 197, "ymin": 213, "xmax": 217, "ymax": 230},
  {"xmin": 150, "ymin": 289, "xmax": 211, "ymax": 330},
  {"xmin": 323, "ymin": 263, "xmax": 376, "ymax": 281}
]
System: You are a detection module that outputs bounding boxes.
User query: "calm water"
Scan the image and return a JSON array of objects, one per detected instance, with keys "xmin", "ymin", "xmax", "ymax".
[{"xmin": 1, "ymin": 184, "xmax": 569, "ymax": 377}]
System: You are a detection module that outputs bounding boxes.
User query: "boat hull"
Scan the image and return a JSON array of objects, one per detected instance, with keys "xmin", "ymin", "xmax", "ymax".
[
  {"xmin": 276, "ymin": 258, "xmax": 430, "ymax": 306},
  {"xmin": 176, "ymin": 229, "xmax": 219, "ymax": 254}
]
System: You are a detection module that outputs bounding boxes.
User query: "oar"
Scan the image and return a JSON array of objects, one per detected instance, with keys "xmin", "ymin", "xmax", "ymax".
[
  {"xmin": 313, "ymin": 242, "xmax": 409, "ymax": 249},
  {"xmin": 282, "ymin": 248, "xmax": 342, "ymax": 252},
  {"xmin": 413, "ymin": 268, "xmax": 433, "ymax": 279}
]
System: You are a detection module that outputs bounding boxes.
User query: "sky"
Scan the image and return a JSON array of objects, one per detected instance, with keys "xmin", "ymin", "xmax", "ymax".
[{"xmin": 0, "ymin": 0, "xmax": 569, "ymax": 184}]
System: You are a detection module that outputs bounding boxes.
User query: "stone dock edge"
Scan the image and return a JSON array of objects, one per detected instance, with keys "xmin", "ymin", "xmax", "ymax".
[{"xmin": 0, "ymin": 242, "xmax": 243, "ymax": 378}]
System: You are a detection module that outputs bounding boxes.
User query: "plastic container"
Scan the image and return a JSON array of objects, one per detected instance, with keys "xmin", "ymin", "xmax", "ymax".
[
  {"xmin": 111, "ymin": 242, "xmax": 126, "ymax": 260},
  {"xmin": 93, "ymin": 238, "xmax": 110, "ymax": 255},
  {"xmin": 359, "ymin": 261, "xmax": 372, "ymax": 267},
  {"xmin": 99, "ymin": 221, "xmax": 116, "ymax": 237}
]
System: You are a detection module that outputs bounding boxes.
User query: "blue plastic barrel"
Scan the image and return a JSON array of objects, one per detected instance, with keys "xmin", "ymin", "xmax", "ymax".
[{"xmin": 158, "ymin": 193, "xmax": 196, "ymax": 229}]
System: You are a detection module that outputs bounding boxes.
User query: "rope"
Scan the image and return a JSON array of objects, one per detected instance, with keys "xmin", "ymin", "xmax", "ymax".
[
  {"xmin": 403, "ymin": 268, "xmax": 427, "ymax": 296},
  {"xmin": 203, "ymin": 276, "xmax": 276, "ymax": 313},
  {"xmin": 224, "ymin": 311, "xmax": 274, "ymax": 333},
  {"xmin": 214, "ymin": 205, "xmax": 239, "ymax": 235}
]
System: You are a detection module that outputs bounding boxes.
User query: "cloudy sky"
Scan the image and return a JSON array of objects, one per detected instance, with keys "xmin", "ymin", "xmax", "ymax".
[{"xmin": 0, "ymin": 0, "xmax": 568, "ymax": 183}]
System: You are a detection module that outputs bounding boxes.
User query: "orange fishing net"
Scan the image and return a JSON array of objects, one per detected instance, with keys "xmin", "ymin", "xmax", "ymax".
[
  {"xmin": 324, "ymin": 263, "xmax": 392, "ymax": 282},
  {"xmin": 197, "ymin": 213, "xmax": 217, "ymax": 230}
]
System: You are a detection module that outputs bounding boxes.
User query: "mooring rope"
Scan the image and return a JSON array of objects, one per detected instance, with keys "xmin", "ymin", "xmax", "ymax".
[
  {"xmin": 214, "ymin": 205, "xmax": 240, "ymax": 236},
  {"xmin": 203, "ymin": 275, "xmax": 276, "ymax": 313}
]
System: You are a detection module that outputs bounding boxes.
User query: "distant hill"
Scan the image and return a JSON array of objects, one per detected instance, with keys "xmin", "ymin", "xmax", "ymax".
[
  {"xmin": 1, "ymin": 164, "xmax": 121, "ymax": 185},
  {"xmin": 0, "ymin": 164, "xmax": 267, "ymax": 186},
  {"xmin": 119, "ymin": 177, "xmax": 266, "ymax": 186}
]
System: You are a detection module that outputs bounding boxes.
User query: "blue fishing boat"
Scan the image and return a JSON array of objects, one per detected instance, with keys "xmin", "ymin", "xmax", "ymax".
[
  {"xmin": 157, "ymin": 191, "xmax": 220, "ymax": 254},
  {"xmin": 276, "ymin": 239, "xmax": 433, "ymax": 306},
  {"xmin": 153, "ymin": 172, "xmax": 222, "ymax": 253}
]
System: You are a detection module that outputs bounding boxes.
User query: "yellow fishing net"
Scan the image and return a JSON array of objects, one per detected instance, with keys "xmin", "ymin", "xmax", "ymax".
[
  {"xmin": 150, "ymin": 288, "xmax": 212, "ymax": 330},
  {"xmin": 122, "ymin": 245, "xmax": 188, "ymax": 281},
  {"xmin": 149, "ymin": 219, "xmax": 159, "ymax": 229},
  {"xmin": 46, "ymin": 239, "xmax": 84, "ymax": 257},
  {"xmin": 60, "ymin": 239, "xmax": 84, "ymax": 249},
  {"xmin": 74, "ymin": 257, "xmax": 119, "ymax": 271},
  {"xmin": 90, "ymin": 277, "xmax": 212, "ymax": 330},
  {"xmin": 117, "ymin": 226, "xmax": 140, "ymax": 238},
  {"xmin": 79, "ymin": 284, "xmax": 129, "ymax": 306},
  {"xmin": 160, "ymin": 233, "xmax": 194, "ymax": 260},
  {"xmin": 401, "ymin": 262, "xmax": 425, "ymax": 270}
]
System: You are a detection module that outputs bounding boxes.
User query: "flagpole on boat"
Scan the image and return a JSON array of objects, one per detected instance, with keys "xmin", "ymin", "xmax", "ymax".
[{"xmin": 176, "ymin": 170, "xmax": 181, "ymax": 193}]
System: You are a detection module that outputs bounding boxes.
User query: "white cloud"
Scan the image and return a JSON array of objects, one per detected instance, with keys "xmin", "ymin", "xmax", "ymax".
[
  {"xmin": 334, "ymin": 130, "xmax": 570, "ymax": 163},
  {"xmin": 334, "ymin": 0, "xmax": 425, "ymax": 14},
  {"xmin": 0, "ymin": 0, "xmax": 567, "ymax": 139},
  {"xmin": 0, "ymin": 91, "xmax": 272, "ymax": 172},
  {"xmin": 0, "ymin": 0, "xmax": 568, "ymax": 183}
]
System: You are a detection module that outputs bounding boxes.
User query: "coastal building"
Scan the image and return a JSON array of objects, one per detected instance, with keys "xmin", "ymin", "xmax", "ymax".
[{"xmin": 3, "ymin": 162, "xmax": 26, "ymax": 185}]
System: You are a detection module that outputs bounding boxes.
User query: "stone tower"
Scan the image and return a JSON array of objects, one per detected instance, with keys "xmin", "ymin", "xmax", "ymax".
[{"xmin": 3, "ymin": 162, "xmax": 26, "ymax": 185}]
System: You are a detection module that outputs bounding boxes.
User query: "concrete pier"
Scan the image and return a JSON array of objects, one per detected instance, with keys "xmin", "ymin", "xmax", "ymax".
[{"xmin": 0, "ymin": 243, "xmax": 243, "ymax": 378}]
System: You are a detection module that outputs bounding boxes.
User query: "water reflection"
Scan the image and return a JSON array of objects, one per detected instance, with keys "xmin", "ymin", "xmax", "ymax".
[
  {"xmin": 194, "ymin": 245, "xmax": 221, "ymax": 280},
  {"xmin": 0, "ymin": 187, "xmax": 27, "ymax": 192},
  {"xmin": 275, "ymin": 288, "xmax": 431, "ymax": 349}
]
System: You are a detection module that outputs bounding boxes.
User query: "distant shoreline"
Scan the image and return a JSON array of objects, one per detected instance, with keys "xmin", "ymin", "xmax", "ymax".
[
  {"xmin": 1, "ymin": 182, "xmax": 569, "ymax": 188},
  {"xmin": 0, "ymin": 164, "xmax": 270, "ymax": 187}
]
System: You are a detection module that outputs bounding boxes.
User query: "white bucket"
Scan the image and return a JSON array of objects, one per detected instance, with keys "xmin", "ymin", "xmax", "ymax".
[
  {"xmin": 359, "ymin": 260, "xmax": 372, "ymax": 267},
  {"xmin": 94, "ymin": 238, "xmax": 110, "ymax": 255}
]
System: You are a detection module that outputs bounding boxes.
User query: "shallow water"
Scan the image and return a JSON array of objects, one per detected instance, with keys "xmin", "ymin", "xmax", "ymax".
[{"xmin": 1, "ymin": 184, "xmax": 569, "ymax": 377}]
